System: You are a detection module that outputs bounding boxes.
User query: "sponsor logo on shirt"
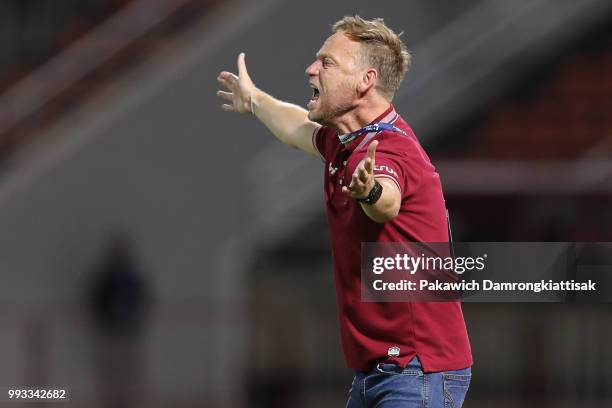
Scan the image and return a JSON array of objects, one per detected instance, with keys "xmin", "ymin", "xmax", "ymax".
[
  {"xmin": 329, "ymin": 163, "xmax": 338, "ymax": 175},
  {"xmin": 374, "ymin": 165, "xmax": 398, "ymax": 178}
]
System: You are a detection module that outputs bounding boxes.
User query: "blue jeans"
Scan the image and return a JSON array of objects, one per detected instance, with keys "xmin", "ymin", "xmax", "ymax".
[{"xmin": 346, "ymin": 357, "xmax": 471, "ymax": 408}]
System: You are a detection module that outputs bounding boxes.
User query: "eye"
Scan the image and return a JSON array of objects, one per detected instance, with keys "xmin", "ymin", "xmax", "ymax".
[{"xmin": 322, "ymin": 58, "xmax": 333, "ymax": 68}]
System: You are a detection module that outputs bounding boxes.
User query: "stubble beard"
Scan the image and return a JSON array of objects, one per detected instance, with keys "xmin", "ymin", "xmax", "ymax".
[{"xmin": 309, "ymin": 93, "xmax": 356, "ymax": 128}]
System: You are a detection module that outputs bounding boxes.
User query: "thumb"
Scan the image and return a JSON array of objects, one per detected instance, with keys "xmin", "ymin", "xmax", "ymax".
[
  {"xmin": 367, "ymin": 140, "xmax": 378, "ymax": 165},
  {"xmin": 237, "ymin": 52, "xmax": 252, "ymax": 84}
]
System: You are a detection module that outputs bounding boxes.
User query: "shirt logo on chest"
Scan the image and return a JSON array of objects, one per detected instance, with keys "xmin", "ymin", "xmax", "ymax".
[{"xmin": 329, "ymin": 163, "xmax": 339, "ymax": 175}]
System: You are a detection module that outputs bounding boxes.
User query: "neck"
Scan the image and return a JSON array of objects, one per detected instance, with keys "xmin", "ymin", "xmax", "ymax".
[{"xmin": 331, "ymin": 99, "xmax": 391, "ymax": 134}]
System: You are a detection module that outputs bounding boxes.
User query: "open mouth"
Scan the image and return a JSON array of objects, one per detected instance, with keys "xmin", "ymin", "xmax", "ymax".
[
  {"xmin": 307, "ymin": 84, "xmax": 320, "ymax": 110},
  {"xmin": 309, "ymin": 84, "xmax": 320, "ymax": 101}
]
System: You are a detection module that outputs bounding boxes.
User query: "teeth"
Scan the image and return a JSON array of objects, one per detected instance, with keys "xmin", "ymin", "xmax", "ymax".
[{"xmin": 309, "ymin": 84, "xmax": 320, "ymax": 101}]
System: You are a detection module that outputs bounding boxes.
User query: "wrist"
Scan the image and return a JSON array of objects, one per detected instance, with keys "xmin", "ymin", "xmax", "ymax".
[
  {"xmin": 249, "ymin": 88, "xmax": 262, "ymax": 115},
  {"xmin": 357, "ymin": 180, "xmax": 383, "ymax": 205}
]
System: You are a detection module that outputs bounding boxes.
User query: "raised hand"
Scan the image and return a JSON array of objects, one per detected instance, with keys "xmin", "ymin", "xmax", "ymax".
[
  {"xmin": 216, "ymin": 53, "xmax": 256, "ymax": 114},
  {"xmin": 342, "ymin": 140, "xmax": 379, "ymax": 199}
]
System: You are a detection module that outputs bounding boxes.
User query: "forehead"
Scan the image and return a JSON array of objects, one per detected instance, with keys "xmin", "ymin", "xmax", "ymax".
[{"xmin": 317, "ymin": 32, "xmax": 361, "ymax": 63}]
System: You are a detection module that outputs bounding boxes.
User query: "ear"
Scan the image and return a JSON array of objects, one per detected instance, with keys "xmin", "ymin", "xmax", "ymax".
[{"xmin": 357, "ymin": 68, "xmax": 378, "ymax": 95}]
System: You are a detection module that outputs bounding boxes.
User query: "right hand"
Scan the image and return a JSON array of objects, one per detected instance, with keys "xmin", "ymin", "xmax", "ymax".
[{"xmin": 217, "ymin": 52, "xmax": 257, "ymax": 114}]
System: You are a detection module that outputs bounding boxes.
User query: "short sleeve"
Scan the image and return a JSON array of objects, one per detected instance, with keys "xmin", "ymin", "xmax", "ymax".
[{"xmin": 313, "ymin": 126, "xmax": 340, "ymax": 163}]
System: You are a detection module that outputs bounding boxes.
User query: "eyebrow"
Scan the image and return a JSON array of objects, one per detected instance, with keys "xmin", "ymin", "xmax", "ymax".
[{"xmin": 316, "ymin": 52, "xmax": 337, "ymax": 62}]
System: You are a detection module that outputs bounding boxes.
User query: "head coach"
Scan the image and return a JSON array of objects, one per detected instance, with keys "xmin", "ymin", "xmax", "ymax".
[{"xmin": 217, "ymin": 15, "xmax": 472, "ymax": 408}]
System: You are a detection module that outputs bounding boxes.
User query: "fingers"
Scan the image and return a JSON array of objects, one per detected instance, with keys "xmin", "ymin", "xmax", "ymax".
[
  {"xmin": 340, "ymin": 143, "xmax": 380, "ymax": 198},
  {"xmin": 342, "ymin": 172, "xmax": 364, "ymax": 196},
  {"xmin": 216, "ymin": 90, "xmax": 233, "ymax": 101},
  {"xmin": 217, "ymin": 71, "xmax": 239, "ymax": 90},
  {"xmin": 357, "ymin": 163, "xmax": 369, "ymax": 183},
  {"xmin": 364, "ymin": 157, "xmax": 373, "ymax": 174},
  {"xmin": 217, "ymin": 72, "xmax": 240, "ymax": 111},
  {"xmin": 217, "ymin": 53, "xmax": 254, "ymax": 114},
  {"xmin": 352, "ymin": 173, "xmax": 361, "ymax": 188},
  {"xmin": 342, "ymin": 154, "xmax": 380, "ymax": 198},
  {"xmin": 367, "ymin": 140, "xmax": 378, "ymax": 166}
]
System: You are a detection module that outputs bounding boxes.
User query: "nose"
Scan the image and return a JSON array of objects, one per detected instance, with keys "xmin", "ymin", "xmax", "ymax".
[{"xmin": 305, "ymin": 60, "xmax": 319, "ymax": 77}]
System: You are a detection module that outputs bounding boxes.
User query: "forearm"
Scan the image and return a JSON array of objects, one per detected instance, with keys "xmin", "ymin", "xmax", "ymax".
[
  {"xmin": 251, "ymin": 88, "xmax": 318, "ymax": 153},
  {"xmin": 359, "ymin": 179, "xmax": 400, "ymax": 223}
]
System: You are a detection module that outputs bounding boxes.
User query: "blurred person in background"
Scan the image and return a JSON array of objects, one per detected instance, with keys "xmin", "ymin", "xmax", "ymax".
[
  {"xmin": 217, "ymin": 15, "xmax": 472, "ymax": 408},
  {"xmin": 89, "ymin": 232, "xmax": 151, "ymax": 408}
]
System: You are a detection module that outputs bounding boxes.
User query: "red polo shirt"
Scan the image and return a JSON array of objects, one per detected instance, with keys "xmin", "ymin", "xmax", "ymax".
[{"xmin": 312, "ymin": 105, "xmax": 472, "ymax": 372}]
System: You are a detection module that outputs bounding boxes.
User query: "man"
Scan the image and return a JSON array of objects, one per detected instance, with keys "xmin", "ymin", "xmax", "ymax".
[{"xmin": 217, "ymin": 15, "xmax": 472, "ymax": 408}]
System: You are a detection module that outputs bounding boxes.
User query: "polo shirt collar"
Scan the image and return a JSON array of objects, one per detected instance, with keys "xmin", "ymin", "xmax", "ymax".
[{"xmin": 340, "ymin": 104, "xmax": 397, "ymax": 152}]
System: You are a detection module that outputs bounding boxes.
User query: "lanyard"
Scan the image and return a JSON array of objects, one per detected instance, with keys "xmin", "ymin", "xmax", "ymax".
[{"xmin": 338, "ymin": 122, "xmax": 407, "ymax": 144}]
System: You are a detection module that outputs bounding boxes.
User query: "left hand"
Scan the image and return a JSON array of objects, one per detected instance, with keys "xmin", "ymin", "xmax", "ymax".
[
  {"xmin": 342, "ymin": 140, "xmax": 378, "ymax": 199},
  {"xmin": 217, "ymin": 53, "xmax": 257, "ymax": 114}
]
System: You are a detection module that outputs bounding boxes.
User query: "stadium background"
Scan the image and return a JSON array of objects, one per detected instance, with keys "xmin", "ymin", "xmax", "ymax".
[{"xmin": 0, "ymin": 0, "xmax": 611, "ymax": 406}]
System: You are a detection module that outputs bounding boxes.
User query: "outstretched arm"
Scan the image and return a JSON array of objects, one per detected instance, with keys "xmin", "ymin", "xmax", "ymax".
[{"xmin": 217, "ymin": 53, "xmax": 320, "ymax": 156}]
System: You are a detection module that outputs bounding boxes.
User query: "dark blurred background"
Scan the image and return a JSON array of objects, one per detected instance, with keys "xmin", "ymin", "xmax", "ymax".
[{"xmin": 0, "ymin": 0, "xmax": 610, "ymax": 407}]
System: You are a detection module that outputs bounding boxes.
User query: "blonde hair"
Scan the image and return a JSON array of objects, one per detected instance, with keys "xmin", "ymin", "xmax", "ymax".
[{"xmin": 332, "ymin": 15, "xmax": 411, "ymax": 100}]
